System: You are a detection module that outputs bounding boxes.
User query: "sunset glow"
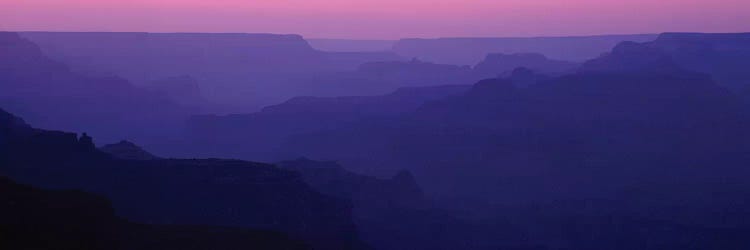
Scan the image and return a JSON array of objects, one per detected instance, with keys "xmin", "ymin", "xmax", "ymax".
[{"xmin": 1, "ymin": 0, "xmax": 748, "ymax": 39}]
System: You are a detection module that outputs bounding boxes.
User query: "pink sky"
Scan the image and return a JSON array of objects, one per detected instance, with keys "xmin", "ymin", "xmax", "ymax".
[{"xmin": 1, "ymin": 0, "xmax": 748, "ymax": 39}]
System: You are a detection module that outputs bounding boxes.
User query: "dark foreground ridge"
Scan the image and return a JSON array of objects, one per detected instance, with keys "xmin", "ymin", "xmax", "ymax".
[
  {"xmin": 0, "ymin": 108, "xmax": 369, "ymax": 250},
  {"xmin": 0, "ymin": 176, "xmax": 310, "ymax": 250}
]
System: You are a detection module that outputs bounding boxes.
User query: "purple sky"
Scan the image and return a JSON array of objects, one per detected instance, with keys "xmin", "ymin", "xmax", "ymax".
[{"xmin": 1, "ymin": 0, "xmax": 748, "ymax": 39}]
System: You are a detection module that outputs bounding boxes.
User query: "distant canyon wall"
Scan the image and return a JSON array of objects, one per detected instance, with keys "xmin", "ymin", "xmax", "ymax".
[{"xmin": 392, "ymin": 34, "xmax": 659, "ymax": 65}]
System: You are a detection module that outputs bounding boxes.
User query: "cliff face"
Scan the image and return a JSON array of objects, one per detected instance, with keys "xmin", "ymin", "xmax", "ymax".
[
  {"xmin": 0, "ymin": 108, "xmax": 368, "ymax": 250},
  {"xmin": 392, "ymin": 34, "xmax": 658, "ymax": 65}
]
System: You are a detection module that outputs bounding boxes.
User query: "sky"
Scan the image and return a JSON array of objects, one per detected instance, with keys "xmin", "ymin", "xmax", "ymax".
[{"xmin": 1, "ymin": 0, "xmax": 749, "ymax": 39}]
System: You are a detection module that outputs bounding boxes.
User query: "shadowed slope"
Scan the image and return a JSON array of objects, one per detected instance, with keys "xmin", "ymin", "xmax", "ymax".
[
  {"xmin": 0, "ymin": 176, "xmax": 310, "ymax": 250},
  {"xmin": 0, "ymin": 108, "xmax": 369, "ymax": 250}
]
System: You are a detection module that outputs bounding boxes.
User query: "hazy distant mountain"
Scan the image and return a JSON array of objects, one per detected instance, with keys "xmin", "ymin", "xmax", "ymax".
[
  {"xmin": 297, "ymin": 59, "xmax": 481, "ymax": 97},
  {"xmin": 278, "ymin": 158, "xmax": 539, "ymax": 250},
  {"xmin": 320, "ymin": 51, "xmax": 404, "ymax": 69},
  {"xmin": 7, "ymin": 29, "xmax": 750, "ymax": 249},
  {"xmin": 647, "ymin": 32, "xmax": 750, "ymax": 91},
  {"xmin": 182, "ymin": 84, "xmax": 470, "ymax": 160},
  {"xmin": 275, "ymin": 66, "xmax": 750, "ymax": 249},
  {"xmin": 580, "ymin": 41, "xmax": 683, "ymax": 73},
  {"xmin": 230, "ymin": 52, "xmax": 576, "ymax": 103},
  {"xmin": 354, "ymin": 59, "xmax": 478, "ymax": 87},
  {"xmin": 0, "ymin": 32, "xmax": 190, "ymax": 145},
  {"xmin": 146, "ymin": 75, "xmax": 206, "ymax": 107},
  {"xmin": 19, "ymin": 32, "xmax": 404, "ymax": 110},
  {"xmin": 473, "ymin": 53, "xmax": 578, "ymax": 76},
  {"xmin": 306, "ymin": 39, "xmax": 397, "ymax": 52},
  {"xmin": 392, "ymin": 34, "xmax": 658, "ymax": 65},
  {"xmin": 279, "ymin": 158, "xmax": 427, "ymax": 212},
  {"xmin": 0, "ymin": 176, "xmax": 310, "ymax": 250},
  {"xmin": 279, "ymin": 55, "xmax": 750, "ymax": 212},
  {"xmin": 576, "ymin": 32, "xmax": 750, "ymax": 93},
  {"xmin": 0, "ymin": 107, "xmax": 368, "ymax": 250},
  {"xmin": 100, "ymin": 140, "xmax": 160, "ymax": 160}
]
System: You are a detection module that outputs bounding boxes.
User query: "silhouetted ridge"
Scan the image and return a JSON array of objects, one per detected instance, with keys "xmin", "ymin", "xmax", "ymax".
[
  {"xmin": 0, "ymin": 107, "xmax": 31, "ymax": 132},
  {"xmin": 277, "ymin": 158, "xmax": 540, "ymax": 250},
  {"xmin": 18, "ymin": 31, "xmax": 407, "ymax": 110},
  {"xmin": 306, "ymin": 38, "xmax": 396, "ymax": 52},
  {"xmin": 0, "ymin": 176, "xmax": 311, "ymax": 250},
  {"xmin": 653, "ymin": 32, "xmax": 750, "ymax": 52},
  {"xmin": 392, "ymin": 34, "xmax": 658, "ymax": 65},
  {"xmin": 0, "ymin": 32, "xmax": 191, "ymax": 146},
  {"xmin": 474, "ymin": 53, "xmax": 577, "ymax": 76},
  {"xmin": 358, "ymin": 58, "xmax": 471, "ymax": 75},
  {"xmin": 279, "ymin": 56, "xmax": 748, "ymax": 208},
  {"xmin": 0, "ymin": 108, "xmax": 369, "ymax": 250},
  {"xmin": 0, "ymin": 32, "xmax": 66, "ymax": 72},
  {"xmin": 100, "ymin": 140, "xmax": 160, "ymax": 160},
  {"xmin": 182, "ymin": 84, "xmax": 470, "ymax": 161},
  {"xmin": 505, "ymin": 67, "xmax": 552, "ymax": 88},
  {"xmin": 146, "ymin": 75, "xmax": 206, "ymax": 107},
  {"xmin": 577, "ymin": 33, "xmax": 750, "ymax": 91},
  {"xmin": 580, "ymin": 41, "xmax": 682, "ymax": 73},
  {"xmin": 468, "ymin": 78, "xmax": 518, "ymax": 99},
  {"xmin": 279, "ymin": 158, "xmax": 427, "ymax": 210}
]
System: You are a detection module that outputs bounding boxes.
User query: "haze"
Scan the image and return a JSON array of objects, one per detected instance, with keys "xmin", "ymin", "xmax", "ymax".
[{"xmin": 2, "ymin": 0, "xmax": 748, "ymax": 39}]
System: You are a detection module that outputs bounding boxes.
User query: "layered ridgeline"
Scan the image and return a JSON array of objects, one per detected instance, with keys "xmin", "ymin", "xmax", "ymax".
[
  {"xmin": 0, "ymin": 32, "xmax": 191, "ymax": 147},
  {"xmin": 306, "ymin": 39, "xmax": 397, "ymax": 52},
  {"xmin": 473, "ymin": 53, "xmax": 577, "ymax": 76},
  {"xmin": 277, "ymin": 158, "xmax": 547, "ymax": 250},
  {"xmin": 273, "ymin": 34, "xmax": 750, "ymax": 235},
  {"xmin": 20, "ymin": 32, "xmax": 401, "ymax": 110},
  {"xmin": 1, "ymin": 30, "xmax": 584, "ymax": 159},
  {"xmin": 392, "ymin": 34, "xmax": 658, "ymax": 65},
  {"xmin": 0, "ymin": 108, "xmax": 369, "ymax": 250},
  {"xmin": 287, "ymin": 54, "xmax": 576, "ymax": 98},
  {"xmin": 19, "ymin": 32, "xmax": 610, "ymax": 110},
  {"xmin": 0, "ymin": 107, "xmax": 538, "ymax": 250},
  {"xmin": 100, "ymin": 140, "xmax": 161, "ymax": 161},
  {"xmin": 182, "ymin": 54, "xmax": 580, "ymax": 161},
  {"xmin": 0, "ymin": 177, "xmax": 309, "ymax": 250},
  {"xmin": 647, "ymin": 32, "xmax": 750, "ymax": 91},
  {"xmin": 101, "ymin": 142, "xmax": 534, "ymax": 249},
  {"xmin": 177, "ymin": 33, "xmax": 750, "ymax": 249},
  {"xmin": 182, "ymin": 84, "xmax": 471, "ymax": 160}
]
